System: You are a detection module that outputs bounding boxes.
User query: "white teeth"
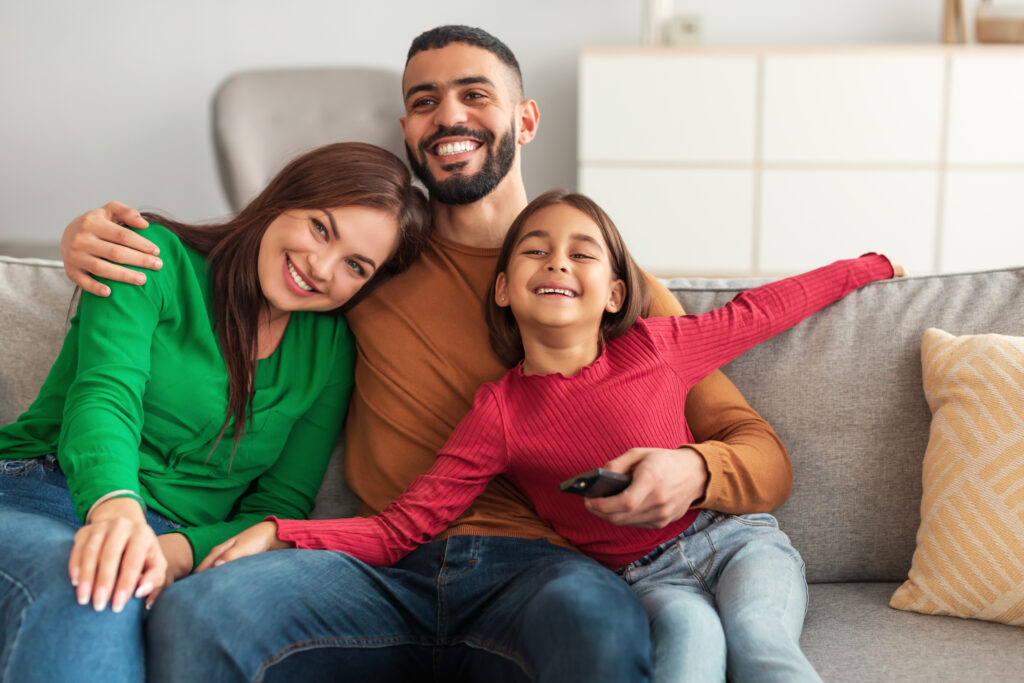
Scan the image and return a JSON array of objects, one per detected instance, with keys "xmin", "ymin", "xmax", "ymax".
[
  {"xmin": 286, "ymin": 257, "xmax": 314, "ymax": 292},
  {"xmin": 536, "ymin": 287, "xmax": 576, "ymax": 297},
  {"xmin": 436, "ymin": 140, "xmax": 477, "ymax": 156}
]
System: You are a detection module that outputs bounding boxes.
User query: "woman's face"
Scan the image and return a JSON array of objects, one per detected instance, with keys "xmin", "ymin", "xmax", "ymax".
[{"xmin": 258, "ymin": 206, "xmax": 399, "ymax": 319}]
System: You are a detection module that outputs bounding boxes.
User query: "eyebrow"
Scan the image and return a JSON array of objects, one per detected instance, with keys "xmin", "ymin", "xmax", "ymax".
[
  {"xmin": 515, "ymin": 229, "xmax": 603, "ymax": 249},
  {"xmin": 404, "ymin": 76, "xmax": 496, "ymax": 101},
  {"xmin": 322, "ymin": 211, "xmax": 378, "ymax": 273}
]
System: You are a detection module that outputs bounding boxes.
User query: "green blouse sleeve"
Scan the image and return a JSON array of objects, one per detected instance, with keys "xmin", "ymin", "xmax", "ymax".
[
  {"xmin": 179, "ymin": 325, "xmax": 356, "ymax": 569},
  {"xmin": 58, "ymin": 271, "xmax": 165, "ymax": 522}
]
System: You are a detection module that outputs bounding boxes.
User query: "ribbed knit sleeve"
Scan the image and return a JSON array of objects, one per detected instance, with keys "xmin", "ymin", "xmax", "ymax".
[
  {"xmin": 275, "ymin": 385, "xmax": 510, "ymax": 565},
  {"xmin": 646, "ymin": 254, "xmax": 894, "ymax": 384}
]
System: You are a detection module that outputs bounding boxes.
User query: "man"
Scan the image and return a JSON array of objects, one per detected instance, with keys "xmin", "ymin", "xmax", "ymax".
[{"xmin": 60, "ymin": 25, "xmax": 793, "ymax": 682}]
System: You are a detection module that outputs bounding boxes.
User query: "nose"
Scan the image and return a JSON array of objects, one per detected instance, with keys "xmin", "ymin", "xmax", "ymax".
[
  {"xmin": 545, "ymin": 254, "xmax": 569, "ymax": 273},
  {"xmin": 307, "ymin": 252, "xmax": 336, "ymax": 284},
  {"xmin": 433, "ymin": 93, "xmax": 468, "ymax": 128}
]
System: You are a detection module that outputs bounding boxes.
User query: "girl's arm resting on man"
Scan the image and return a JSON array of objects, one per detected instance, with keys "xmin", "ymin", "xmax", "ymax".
[
  {"xmin": 185, "ymin": 340, "xmax": 355, "ymax": 570},
  {"xmin": 205, "ymin": 387, "xmax": 509, "ymax": 568},
  {"xmin": 60, "ymin": 202, "xmax": 161, "ymax": 297},
  {"xmin": 587, "ymin": 272, "xmax": 790, "ymax": 527}
]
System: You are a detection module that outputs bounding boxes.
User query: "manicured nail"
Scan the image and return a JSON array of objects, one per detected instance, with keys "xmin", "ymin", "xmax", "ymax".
[
  {"xmin": 214, "ymin": 559, "xmax": 225, "ymax": 567},
  {"xmin": 112, "ymin": 592, "xmax": 126, "ymax": 613},
  {"xmin": 77, "ymin": 583, "xmax": 91, "ymax": 605},
  {"xmin": 145, "ymin": 600, "xmax": 154, "ymax": 611},
  {"xmin": 135, "ymin": 582, "xmax": 153, "ymax": 599},
  {"xmin": 93, "ymin": 588, "xmax": 108, "ymax": 612}
]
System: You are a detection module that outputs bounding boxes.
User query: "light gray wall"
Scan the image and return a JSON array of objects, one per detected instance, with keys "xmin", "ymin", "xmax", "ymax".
[{"xmin": 0, "ymin": 0, "xmax": 955, "ymax": 246}]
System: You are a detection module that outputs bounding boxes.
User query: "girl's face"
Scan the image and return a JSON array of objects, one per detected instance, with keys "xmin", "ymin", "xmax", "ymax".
[
  {"xmin": 258, "ymin": 206, "xmax": 399, "ymax": 319},
  {"xmin": 494, "ymin": 203, "xmax": 624, "ymax": 336}
]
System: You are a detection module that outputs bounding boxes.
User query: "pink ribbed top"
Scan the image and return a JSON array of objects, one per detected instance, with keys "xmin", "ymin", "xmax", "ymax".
[{"xmin": 276, "ymin": 254, "xmax": 893, "ymax": 569}]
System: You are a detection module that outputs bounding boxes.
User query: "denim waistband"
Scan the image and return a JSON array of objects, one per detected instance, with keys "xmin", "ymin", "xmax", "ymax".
[{"xmin": 616, "ymin": 509, "xmax": 722, "ymax": 574}]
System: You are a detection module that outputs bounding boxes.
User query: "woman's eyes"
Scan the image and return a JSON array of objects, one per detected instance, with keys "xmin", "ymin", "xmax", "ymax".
[
  {"xmin": 345, "ymin": 258, "xmax": 367, "ymax": 277},
  {"xmin": 312, "ymin": 218, "xmax": 329, "ymax": 239}
]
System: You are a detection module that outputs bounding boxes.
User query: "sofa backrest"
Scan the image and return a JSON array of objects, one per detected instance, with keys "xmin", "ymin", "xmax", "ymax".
[
  {"xmin": 0, "ymin": 256, "xmax": 76, "ymax": 426},
  {"xmin": 667, "ymin": 266, "xmax": 1024, "ymax": 583}
]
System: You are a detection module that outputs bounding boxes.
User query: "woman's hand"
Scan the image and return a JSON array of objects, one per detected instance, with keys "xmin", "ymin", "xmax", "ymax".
[
  {"xmin": 60, "ymin": 201, "xmax": 161, "ymax": 297},
  {"xmin": 140, "ymin": 532, "xmax": 196, "ymax": 610},
  {"xmin": 68, "ymin": 497, "xmax": 166, "ymax": 612},
  {"xmin": 196, "ymin": 521, "xmax": 291, "ymax": 572}
]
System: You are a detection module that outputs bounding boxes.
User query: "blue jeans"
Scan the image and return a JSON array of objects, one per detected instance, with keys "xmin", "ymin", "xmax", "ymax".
[
  {"xmin": 147, "ymin": 536, "xmax": 653, "ymax": 682},
  {"xmin": 0, "ymin": 455, "xmax": 183, "ymax": 682},
  {"xmin": 618, "ymin": 509, "xmax": 820, "ymax": 683}
]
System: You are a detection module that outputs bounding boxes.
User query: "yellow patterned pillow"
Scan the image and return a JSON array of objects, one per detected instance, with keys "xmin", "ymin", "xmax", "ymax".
[{"xmin": 890, "ymin": 328, "xmax": 1024, "ymax": 626}]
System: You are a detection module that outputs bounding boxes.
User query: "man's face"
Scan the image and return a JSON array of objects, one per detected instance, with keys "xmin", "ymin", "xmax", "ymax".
[{"xmin": 401, "ymin": 43, "xmax": 521, "ymax": 205}]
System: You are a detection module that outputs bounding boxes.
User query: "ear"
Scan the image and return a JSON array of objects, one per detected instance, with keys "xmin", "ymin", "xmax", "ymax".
[
  {"xmin": 606, "ymin": 279, "xmax": 626, "ymax": 314},
  {"xmin": 495, "ymin": 272, "xmax": 511, "ymax": 308},
  {"xmin": 516, "ymin": 99, "xmax": 540, "ymax": 146}
]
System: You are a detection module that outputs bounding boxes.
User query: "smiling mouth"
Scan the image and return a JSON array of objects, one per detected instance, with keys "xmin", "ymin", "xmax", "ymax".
[
  {"xmin": 434, "ymin": 140, "xmax": 481, "ymax": 157},
  {"xmin": 535, "ymin": 287, "xmax": 577, "ymax": 298},
  {"xmin": 286, "ymin": 255, "xmax": 319, "ymax": 294}
]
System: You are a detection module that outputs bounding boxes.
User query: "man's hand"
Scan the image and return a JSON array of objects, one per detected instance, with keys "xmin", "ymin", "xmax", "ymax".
[
  {"xmin": 584, "ymin": 447, "xmax": 709, "ymax": 528},
  {"xmin": 195, "ymin": 521, "xmax": 291, "ymax": 572},
  {"xmin": 60, "ymin": 201, "xmax": 161, "ymax": 297},
  {"xmin": 68, "ymin": 497, "xmax": 166, "ymax": 613}
]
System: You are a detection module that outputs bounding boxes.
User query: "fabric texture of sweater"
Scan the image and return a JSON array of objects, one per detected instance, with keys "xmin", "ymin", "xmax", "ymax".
[
  {"xmin": 0, "ymin": 224, "xmax": 355, "ymax": 566},
  {"xmin": 278, "ymin": 254, "xmax": 893, "ymax": 567}
]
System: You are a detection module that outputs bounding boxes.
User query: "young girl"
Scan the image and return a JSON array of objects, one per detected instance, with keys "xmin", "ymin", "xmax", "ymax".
[
  {"xmin": 214, "ymin": 190, "xmax": 900, "ymax": 682},
  {"xmin": 0, "ymin": 142, "xmax": 429, "ymax": 681}
]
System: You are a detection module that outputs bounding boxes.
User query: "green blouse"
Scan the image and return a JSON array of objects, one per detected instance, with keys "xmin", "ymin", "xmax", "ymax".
[{"xmin": 0, "ymin": 224, "xmax": 355, "ymax": 567}]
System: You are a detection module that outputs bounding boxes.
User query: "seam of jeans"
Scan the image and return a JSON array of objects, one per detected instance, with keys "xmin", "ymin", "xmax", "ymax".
[
  {"xmin": 453, "ymin": 635, "xmax": 536, "ymax": 679},
  {"xmin": 0, "ymin": 458, "xmax": 43, "ymax": 477},
  {"xmin": 252, "ymin": 635, "xmax": 437, "ymax": 683},
  {"xmin": 0, "ymin": 567, "xmax": 34, "ymax": 681},
  {"xmin": 693, "ymin": 531, "xmax": 716, "ymax": 592}
]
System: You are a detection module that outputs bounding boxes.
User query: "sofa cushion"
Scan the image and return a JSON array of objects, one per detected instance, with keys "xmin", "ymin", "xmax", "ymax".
[
  {"xmin": 803, "ymin": 582, "xmax": 1024, "ymax": 682},
  {"xmin": 889, "ymin": 328, "xmax": 1024, "ymax": 626},
  {"xmin": 667, "ymin": 266, "xmax": 1024, "ymax": 583},
  {"xmin": 0, "ymin": 256, "xmax": 76, "ymax": 425}
]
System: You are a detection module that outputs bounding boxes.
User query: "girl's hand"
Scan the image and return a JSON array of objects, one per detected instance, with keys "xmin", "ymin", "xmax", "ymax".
[
  {"xmin": 196, "ymin": 521, "xmax": 290, "ymax": 572},
  {"xmin": 892, "ymin": 261, "xmax": 907, "ymax": 277},
  {"xmin": 142, "ymin": 532, "xmax": 195, "ymax": 610},
  {"xmin": 68, "ymin": 497, "xmax": 167, "ymax": 612}
]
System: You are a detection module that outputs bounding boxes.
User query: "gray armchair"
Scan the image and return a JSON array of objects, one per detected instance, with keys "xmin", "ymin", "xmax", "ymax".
[{"xmin": 212, "ymin": 67, "xmax": 405, "ymax": 210}]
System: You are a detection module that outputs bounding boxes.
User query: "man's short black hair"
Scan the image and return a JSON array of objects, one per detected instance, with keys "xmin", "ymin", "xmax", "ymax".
[{"xmin": 406, "ymin": 25, "xmax": 523, "ymax": 95}]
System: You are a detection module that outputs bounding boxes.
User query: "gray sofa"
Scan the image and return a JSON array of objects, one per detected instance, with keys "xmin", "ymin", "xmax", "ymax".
[{"xmin": 2, "ymin": 254, "xmax": 1022, "ymax": 680}]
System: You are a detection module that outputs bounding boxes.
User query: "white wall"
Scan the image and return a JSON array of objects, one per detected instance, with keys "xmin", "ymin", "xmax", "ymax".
[{"xmin": 0, "ymin": 0, "xmax": 957, "ymax": 247}]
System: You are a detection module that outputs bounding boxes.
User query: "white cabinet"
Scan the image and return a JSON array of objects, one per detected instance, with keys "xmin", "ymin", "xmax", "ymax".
[{"xmin": 578, "ymin": 46, "xmax": 1024, "ymax": 276}]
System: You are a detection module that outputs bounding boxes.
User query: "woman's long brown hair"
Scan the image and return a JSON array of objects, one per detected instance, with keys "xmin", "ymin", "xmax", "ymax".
[{"xmin": 144, "ymin": 142, "xmax": 429, "ymax": 455}]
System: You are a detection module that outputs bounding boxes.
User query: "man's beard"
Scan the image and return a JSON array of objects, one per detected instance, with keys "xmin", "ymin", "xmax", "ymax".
[{"xmin": 406, "ymin": 123, "xmax": 516, "ymax": 206}]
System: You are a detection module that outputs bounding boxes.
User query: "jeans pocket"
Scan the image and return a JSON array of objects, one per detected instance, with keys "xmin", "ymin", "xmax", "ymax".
[
  {"xmin": 0, "ymin": 457, "xmax": 44, "ymax": 477},
  {"xmin": 725, "ymin": 512, "xmax": 779, "ymax": 528}
]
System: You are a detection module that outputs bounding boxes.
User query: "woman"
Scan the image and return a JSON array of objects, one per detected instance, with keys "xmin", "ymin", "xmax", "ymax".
[{"xmin": 0, "ymin": 142, "xmax": 429, "ymax": 681}]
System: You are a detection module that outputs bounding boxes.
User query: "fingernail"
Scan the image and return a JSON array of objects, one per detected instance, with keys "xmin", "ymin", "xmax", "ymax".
[
  {"xmin": 77, "ymin": 583, "xmax": 91, "ymax": 606},
  {"xmin": 112, "ymin": 593, "xmax": 126, "ymax": 613},
  {"xmin": 151, "ymin": 258, "xmax": 163, "ymax": 269},
  {"xmin": 135, "ymin": 274, "xmax": 146, "ymax": 285},
  {"xmin": 214, "ymin": 559, "xmax": 224, "ymax": 567},
  {"xmin": 145, "ymin": 600, "xmax": 154, "ymax": 611},
  {"xmin": 93, "ymin": 588, "xmax": 108, "ymax": 612},
  {"xmin": 100, "ymin": 286, "xmax": 111, "ymax": 297},
  {"xmin": 135, "ymin": 582, "xmax": 153, "ymax": 599}
]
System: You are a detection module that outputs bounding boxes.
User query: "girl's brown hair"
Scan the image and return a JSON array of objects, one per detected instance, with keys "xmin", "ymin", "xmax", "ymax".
[
  {"xmin": 146, "ymin": 142, "xmax": 430, "ymax": 453},
  {"xmin": 484, "ymin": 189, "xmax": 649, "ymax": 367}
]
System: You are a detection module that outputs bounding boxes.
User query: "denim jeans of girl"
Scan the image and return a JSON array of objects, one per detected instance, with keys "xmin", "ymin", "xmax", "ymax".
[
  {"xmin": 0, "ymin": 455, "xmax": 183, "ymax": 683},
  {"xmin": 619, "ymin": 509, "xmax": 822, "ymax": 683}
]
